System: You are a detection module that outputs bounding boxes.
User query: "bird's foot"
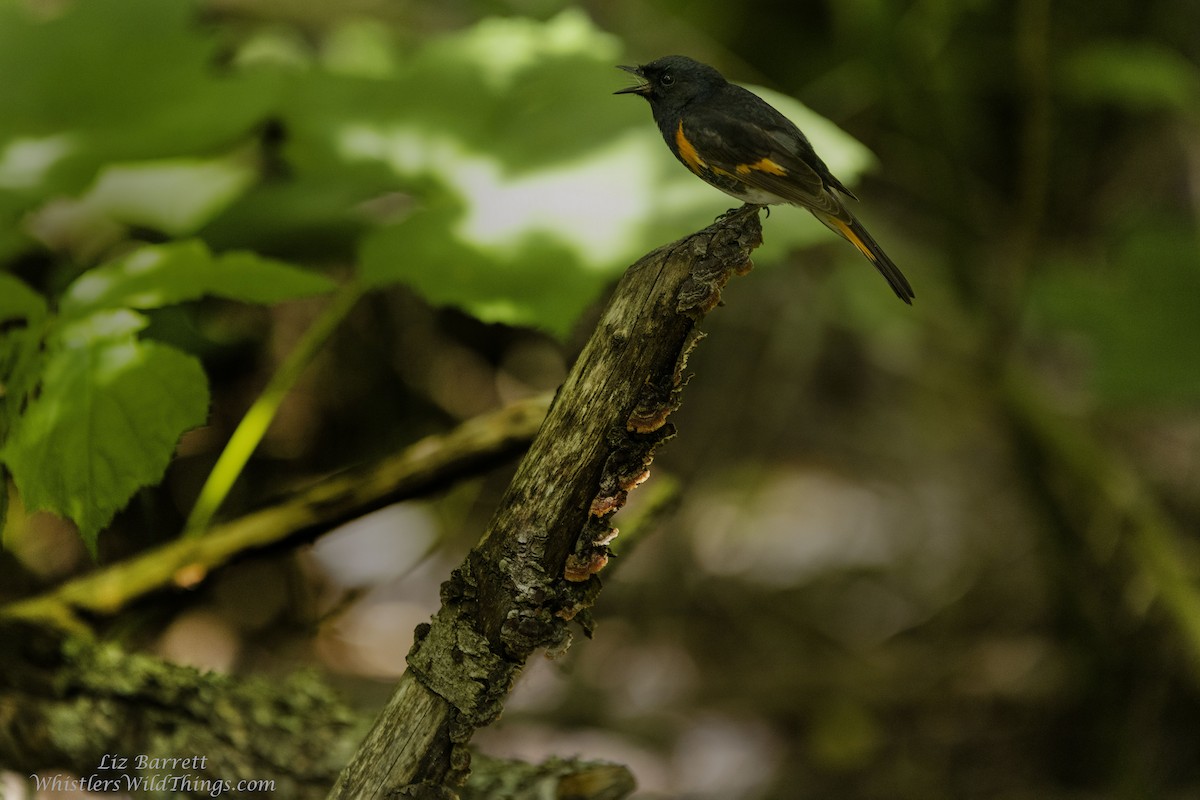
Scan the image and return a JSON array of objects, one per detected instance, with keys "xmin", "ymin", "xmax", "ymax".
[{"xmin": 715, "ymin": 204, "xmax": 766, "ymax": 222}]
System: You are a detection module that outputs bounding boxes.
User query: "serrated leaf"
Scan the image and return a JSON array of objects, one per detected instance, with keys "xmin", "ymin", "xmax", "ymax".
[
  {"xmin": 0, "ymin": 337, "xmax": 209, "ymax": 552},
  {"xmin": 60, "ymin": 240, "xmax": 336, "ymax": 320},
  {"xmin": 0, "ymin": 275, "xmax": 49, "ymax": 448}
]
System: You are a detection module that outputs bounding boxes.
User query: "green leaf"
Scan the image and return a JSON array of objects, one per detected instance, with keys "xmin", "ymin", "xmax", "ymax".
[
  {"xmin": 0, "ymin": 134, "xmax": 76, "ymax": 190},
  {"xmin": 0, "ymin": 337, "xmax": 209, "ymax": 552},
  {"xmin": 359, "ymin": 202, "xmax": 613, "ymax": 336},
  {"xmin": 60, "ymin": 240, "xmax": 336, "ymax": 320},
  {"xmin": 210, "ymin": 251, "xmax": 339, "ymax": 303},
  {"xmin": 82, "ymin": 156, "xmax": 258, "ymax": 236},
  {"xmin": 0, "ymin": 273, "xmax": 47, "ymax": 326},
  {"xmin": 58, "ymin": 309, "xmax": 149, "ymax": 346},
  {"xmin": 0, "ymin": 275, "xmax": 49, "ymax": 448},
  {"xmin": 0, "ymin": 0, "xmax": 275, "ymax": 200}
]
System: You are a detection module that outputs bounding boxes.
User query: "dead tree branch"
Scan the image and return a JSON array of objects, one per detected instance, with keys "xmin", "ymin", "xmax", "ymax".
[{"xmin": 329, "ymin": 206, "xmax": 763, "ymax": 799}]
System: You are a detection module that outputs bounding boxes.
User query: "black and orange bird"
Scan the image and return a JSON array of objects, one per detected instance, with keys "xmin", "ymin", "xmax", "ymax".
[{"xmin": 616, "ymin": 55, "xmax": 914, "ymax": 304}]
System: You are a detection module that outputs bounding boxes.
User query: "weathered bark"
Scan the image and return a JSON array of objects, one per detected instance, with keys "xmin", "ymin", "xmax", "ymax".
[
  {"xmin": 0, "ymin": 620, "xmax": 358, "ymax": 799},
  {"xmin": 329, "ymin": 207, "xmax": 763, "ymax": 798},
  {"xmin": 0, "ymin": 621, "xmax": 632, "ymax": 799},
  {"xmin": 463, "ymin": 754, "xmax": 635, "ymax": 800}
]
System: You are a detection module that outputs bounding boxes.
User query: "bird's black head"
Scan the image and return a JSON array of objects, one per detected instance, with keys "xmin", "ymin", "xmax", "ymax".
[{"xmin": 614, "ymin": 55, "xmax": 727, "ymax": 115}]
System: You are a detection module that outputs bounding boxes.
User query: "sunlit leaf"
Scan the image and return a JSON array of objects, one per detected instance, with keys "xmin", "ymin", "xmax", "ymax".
[
  {"xmin": 60, "ymin": 240, "xmax": 336, "ymax": 321},
  {"xmin": 83, "ymin": 156, "xmax": 258, "ymax": 236},
  {"xmin": 1, "ymin": 337, "xmax": 209, "ymax": 552},
  {"xmin": 359, "ymin": 203, "xmax": 609, "ymax": 336},
  {"xmin": 0, "ymin": 134, "xmax": 76, "ymax": 190},
  {"xmin": 321, "ymin": 19, "xmax": 399, "ymax": 78},
  {"xmin": 58, "ymin": 309, "xmax": 150, "ymax": 346}
]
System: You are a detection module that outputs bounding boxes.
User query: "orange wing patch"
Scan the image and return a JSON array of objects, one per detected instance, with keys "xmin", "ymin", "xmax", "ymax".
[
  {"xmin": 735, "ymin": 158, "xmax": 787, "ymax": 176},
  {"xmin": 675, "ymin": 121, "xmax": 708, "ymax": 173},
  {"xmin": 829, "ymin": 217, "xmax": 877, "ymax": 262}
]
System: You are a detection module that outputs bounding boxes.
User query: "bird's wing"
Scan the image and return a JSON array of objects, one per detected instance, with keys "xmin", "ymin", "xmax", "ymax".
[
  {"xmin": 680, "ymin": 90, "xmax": 915, "ymax": 304},
  {"xmin": 680, "ymin": 87, "xmax": 856, "ymax": 216}
]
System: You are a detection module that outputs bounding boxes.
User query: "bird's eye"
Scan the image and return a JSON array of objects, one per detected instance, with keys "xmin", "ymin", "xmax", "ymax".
[{"xmin": 660, "ymin": 72, "xmax": 674, "ymax": 86}]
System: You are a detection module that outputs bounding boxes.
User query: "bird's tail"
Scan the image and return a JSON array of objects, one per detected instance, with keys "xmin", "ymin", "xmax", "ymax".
[{"xmin": 815, "ymin": 210, "xmax": 914, "ymax": 304}]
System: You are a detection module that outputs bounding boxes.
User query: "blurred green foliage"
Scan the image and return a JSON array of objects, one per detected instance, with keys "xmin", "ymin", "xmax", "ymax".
[
  {"xmin": 0, "ymin": 0, "xmax": 275, "ymax": 242},
  {"xmin": 1062, "ymin": 40, "xmax": 1200, "ymax": 113},
  {"xmin": 1029, "ymin": 224, "xmax": 1200, "ymax": 404},
  {"xmin": 1033, "ymin": 37, "xmax": 1200, "ymax": 404},
  {"xmin": 0, "ymin": 0, "xmax": 874, "ymax": 547}
]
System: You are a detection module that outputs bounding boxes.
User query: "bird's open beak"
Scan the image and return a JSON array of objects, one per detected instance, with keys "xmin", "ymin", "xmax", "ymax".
[{"xmin": 613, "ymin": 64, "xmax": 649, "ymax": 95}]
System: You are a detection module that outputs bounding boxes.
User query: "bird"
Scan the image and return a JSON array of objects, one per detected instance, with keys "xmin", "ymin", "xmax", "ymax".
[{"xmin": 615, "ymin": 55, "xmax": 914, "ymax": 304}]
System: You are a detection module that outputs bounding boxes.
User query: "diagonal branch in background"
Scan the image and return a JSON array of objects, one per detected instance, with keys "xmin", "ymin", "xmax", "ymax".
[
  {"xmin": 329, "ymin": 206, "xmax": 763, "ymax": 799},
  {"xmin": 1, "ymin": 394, "xmax": 551, "ymax": 633}
]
